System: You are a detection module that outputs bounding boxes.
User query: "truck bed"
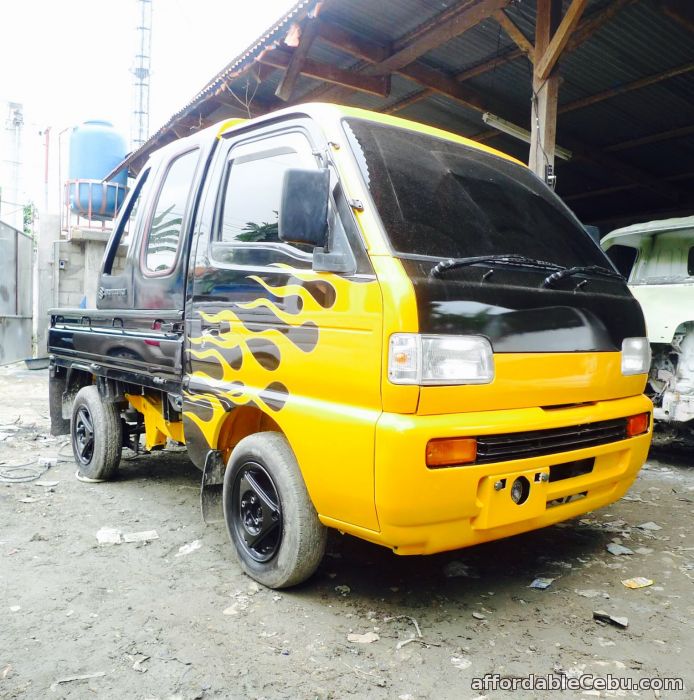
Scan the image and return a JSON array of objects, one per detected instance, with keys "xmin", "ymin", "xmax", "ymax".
[{"xmin": 48, "ymin": 307, "xmax": 184, "ymax": 395}]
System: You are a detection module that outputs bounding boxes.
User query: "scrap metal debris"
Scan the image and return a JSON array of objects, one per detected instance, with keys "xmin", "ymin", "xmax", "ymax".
[
  {"xmin": 593, "ymin": 610, "xmax": 629, "ymax": 628},
  {"xmin": 1, "ymin": 460, "xmax": 53, "ymax": 483},
  {"xmin": 384, "ymin": 615, "xmax": 422, "ymax": 638},
  {"xmin": 223, "ymin": 594, "xmax": 250, "ymax": 616},
  {"xmin": 529, "ymin": 577, "xmax": 555, "ymax": 589},
  {"xmin": 451, "ymin": 656, "xmax": 472, "ymax": 670},
  {"xmin": 131, "ymin": 654, "xmax": 150, "ymax": 673},
  {"xmin": 575, "ymin": 589, "xmax": 610, "ymax": 599},
  {"xmin": 96, "ymin": 527, "xmax": 123, "ymax": 545},
  {"xmin": 49, "ymin": 671, "xmax": 106, "ymax": 690},
  {"xmin": 123, "ymin": 530, "xmax": 159, "ymax": 543},
  {"xmin": 347, "ymin": 631, "xmax": 380, "ymax": 644},
  {"xmin": 96, "ymin": 528, "xmax": 159, "ymax": 545},
  {"xmin": 175, "ymin": 539, "xmax": 201, "ymax": 556},
  {"xmin": 606, "ymin": 543, "xmax": 635, "ymax": 556}
]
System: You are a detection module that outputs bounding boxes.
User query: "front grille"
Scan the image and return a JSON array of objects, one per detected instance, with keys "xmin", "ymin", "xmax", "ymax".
[{"xmin": 474, "ymin": 418, "xmax": 628, "ymax": 465}]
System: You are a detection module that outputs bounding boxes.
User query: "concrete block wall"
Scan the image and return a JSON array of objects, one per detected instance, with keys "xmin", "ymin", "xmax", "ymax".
[
  {"xmin": 57, "ymin": 239, "xmax": 88, "ymax": 308},
  {"xmin": 55, "ymin": 229, "xmax": 121, "ymax": 309},
  {"xmin": 36, "ymin": 220, "xmax": 124, "ymax": 355}
]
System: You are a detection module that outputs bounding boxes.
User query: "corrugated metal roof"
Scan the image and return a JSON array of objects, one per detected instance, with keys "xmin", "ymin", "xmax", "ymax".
[
  {"xmin": 112, "ymin": 0, "xmax": 320, "ymax": 175},
  {"xmin": 114, "ymin": 0, "xmax": 694, "ymax": 227}
]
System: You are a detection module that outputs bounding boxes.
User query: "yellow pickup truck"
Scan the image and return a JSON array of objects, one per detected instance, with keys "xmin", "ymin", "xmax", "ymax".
[{"xmin": 49, "ymin": 104, "xmax": 652, "ymax": 588}]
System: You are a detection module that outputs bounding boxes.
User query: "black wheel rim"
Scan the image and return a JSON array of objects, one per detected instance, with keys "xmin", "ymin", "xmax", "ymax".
[
  {"xmin": 231, "ymin": 462, "xmax": 282, "ymax": 563},
  {"xmin": 73, "ymin": 406, "xmax": 95, "ymax": 465}
]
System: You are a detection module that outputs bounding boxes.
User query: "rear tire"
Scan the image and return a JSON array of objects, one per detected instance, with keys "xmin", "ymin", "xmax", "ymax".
[
  {"xmin": 71, "ymin": 385, "xmax": 122, "ymax": 481},
  {"xmin": 223, "ymin": 432, "xmax": 327, "ymax": 589}
]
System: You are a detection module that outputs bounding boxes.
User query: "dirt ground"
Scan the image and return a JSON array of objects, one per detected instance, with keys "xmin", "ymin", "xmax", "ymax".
[{"xmin": 0, "ymin": 363, "xmax": 692, "ymax": 700}]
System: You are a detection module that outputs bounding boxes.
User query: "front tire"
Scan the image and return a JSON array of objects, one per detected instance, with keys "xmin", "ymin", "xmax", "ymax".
[
  {"xmin": 223, "ymin": 432, "xmax": 327, "ymax": 589},
  {"xmin": 71, "ymin": 385, "xmax": 122, "ymax": 481}
]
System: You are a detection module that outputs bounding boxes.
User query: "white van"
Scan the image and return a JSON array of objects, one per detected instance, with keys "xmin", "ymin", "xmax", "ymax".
[{"xmin": 602, "ymin": 216, "xmax": 694, "ymax": 441}]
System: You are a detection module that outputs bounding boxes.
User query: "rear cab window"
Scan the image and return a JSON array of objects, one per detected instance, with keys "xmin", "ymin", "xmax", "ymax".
[{"xmin": 142, "ymin": 148, "xmax": 200, "ymax": 275}]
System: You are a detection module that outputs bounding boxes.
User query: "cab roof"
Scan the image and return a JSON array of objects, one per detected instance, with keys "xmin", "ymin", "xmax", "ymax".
[{"xmin": 602, "ymin": 215, "xmax": 694, "ymax": 249}]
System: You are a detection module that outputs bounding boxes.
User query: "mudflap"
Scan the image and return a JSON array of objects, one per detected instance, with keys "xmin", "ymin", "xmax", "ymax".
[
  {"xmin": 200, "ymin": 450, "xmax": 225, "ymax": 525},
  {"xmin": 49, "ymin": 364, "xmax": 70, "ymax": 436}
]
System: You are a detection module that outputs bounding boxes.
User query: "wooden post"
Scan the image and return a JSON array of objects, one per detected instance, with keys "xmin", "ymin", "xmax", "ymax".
[{"xmin": 529, "ymin": 0, "xmax": 561, "ymax": 180}]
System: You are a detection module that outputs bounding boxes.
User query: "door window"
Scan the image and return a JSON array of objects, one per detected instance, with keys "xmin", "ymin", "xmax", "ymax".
[
  {"xmin": 143, "ymin": 148, "xmax": 199, "ymax": 274},
  {"xmin": 211, "ymin": 133, "xmax": 318, "ymax": 267}
]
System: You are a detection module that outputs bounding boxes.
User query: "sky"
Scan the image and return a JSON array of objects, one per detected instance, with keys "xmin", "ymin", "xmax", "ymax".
[{"xmin": 0, "ymin": 0, "xmax": 298, "ymax": 215}]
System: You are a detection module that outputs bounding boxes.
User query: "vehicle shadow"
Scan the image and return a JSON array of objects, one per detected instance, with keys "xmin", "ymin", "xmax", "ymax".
[
  {"xmin": 113, "ymin": 447, "xmax": 200, "ymax": 482},
  {"xmin": 302, "ymin": 517, "xmax": 614, "ymax": 607},
  {"xmin": 111, "ymin": 448, "xmax": 616, "ymax": 604},
  {"xmin": 648, "ymin": 444, "xmax": 693, "ymax": 468}
]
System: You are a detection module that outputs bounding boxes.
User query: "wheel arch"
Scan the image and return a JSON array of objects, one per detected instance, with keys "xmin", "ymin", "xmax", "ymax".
[
  {"xmin": 61, "ymin": 366, "xmax": 94, "ymax": 420},
  {"xmin": 183, "ymin": 396, "xmax": 284, "ymax": 472},
  {"xmin": 216, "ymin": 405, "xmax": 282, "ymax": 465}
]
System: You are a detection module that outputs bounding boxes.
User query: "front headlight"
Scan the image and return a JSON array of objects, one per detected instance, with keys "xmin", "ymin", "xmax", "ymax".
[
  {"xmin": 388, "ymin": 333, "xmax": 494, "ymax": 385},
  {"xmin": 621, "ymin": 337, "xmax": 651, "ymax": 375}
]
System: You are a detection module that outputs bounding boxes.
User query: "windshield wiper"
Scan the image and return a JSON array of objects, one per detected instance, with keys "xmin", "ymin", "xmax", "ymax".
[
  {"xmin": 542, "ymin": 265, "xmax": 624, "ymax": 288},
  {"xmin": 430, "ymin": 254, "xmax": 564, "ymax": 278}
]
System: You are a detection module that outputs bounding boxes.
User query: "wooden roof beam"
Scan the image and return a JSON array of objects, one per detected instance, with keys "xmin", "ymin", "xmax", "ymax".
[
  {"xmin": 257, "ymin": 48, "xmax": 390, "ymax": 97},
  {"xmin": 455, "ymin": 0, "xmax": 633, "ymax": 86},
  {"xmin": 315, "ymin": 19, "xmax": 390, "ymax": 63},
  {"xmin": 315, "ymin": 19, "xmax": 490, "ymax": 113},
  {"xmin": 493, "ymin": 10, "xmax": 534, "ymax": 60},
  {"xmin": 454, "ymin": 48, "xmax": 525, "ymax": 82},
  {"xmin": 364, "ymin": 0, "xmax": 631, "ymax": 117},
  {"xmin": 296, "ymin": 16, "xmax": 683, "ymax": 203},
  {"xmin": 565, "ymin": 0, "xmax": 637, "ymax": 52},
  {"xmin": 368, "ymin": 0, "xmax": 510, "ymax": 75},
  {"xmin": 564, "ymin": 136, "xmax": 682, "ymax": 201},
  {"xmin": 606, "ymin": 124, "xmax": 694, "ymax": 152},
  {"xmin": 662, "ymin": 0, "xmax": 694, "ymax": 34},
  {"xmin": 562, "ymin": 176, "xmax": 694, "ymax": 204},
  {"xmin": 397, "ymin": 61, "xmax": 488, "ymax": 112},
  {"xmin": 559, "ymin": 60, "xmax": 694, "ymax": 113},
  {"xmin": 564, "ymin": 172, "xmax": 694, "ymax": 204},
  {"xmin": 275, "ymin": 18, "xmax": 321, "ymax": 101},
  {"xmin": 535, "ymin": 0, "xmax": 589, "ymax": 80}
]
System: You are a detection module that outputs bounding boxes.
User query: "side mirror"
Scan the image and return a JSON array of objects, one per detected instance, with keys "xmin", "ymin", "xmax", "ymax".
[{"xmin": 279, "ymin": 168, "xmax": 330, "ymax": 248}]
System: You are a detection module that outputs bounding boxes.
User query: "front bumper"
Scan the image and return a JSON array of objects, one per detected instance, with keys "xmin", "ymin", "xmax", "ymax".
[{"xmin": 367, "ymin": 394, "xmax": 652, "ymax": 554}]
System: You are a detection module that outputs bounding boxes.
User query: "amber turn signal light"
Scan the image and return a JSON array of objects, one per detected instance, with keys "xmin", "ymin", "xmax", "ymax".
[
  {"xmin": 626, "ymin": 412, "xmax": 650, "ymax": 437},
  {"xmin": 426, "ymin": 437, "xmax": 477, "ymax": 468}
]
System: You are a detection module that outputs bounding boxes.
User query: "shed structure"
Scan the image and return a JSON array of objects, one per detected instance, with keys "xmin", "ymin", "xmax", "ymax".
[{"xmin": 110, "ymin": 0, "xmax": 694, "ymax": 230}]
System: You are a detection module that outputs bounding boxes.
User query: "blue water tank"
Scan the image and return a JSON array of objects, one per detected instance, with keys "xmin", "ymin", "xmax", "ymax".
[{"xmin": 68, "ymin": 120, "xmax": 128, "ymax": 220}]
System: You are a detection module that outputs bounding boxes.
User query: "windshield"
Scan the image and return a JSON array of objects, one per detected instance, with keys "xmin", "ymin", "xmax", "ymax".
[{"xmin": 344, "ymin": 118, "xmax": 608, "ymax": 268}]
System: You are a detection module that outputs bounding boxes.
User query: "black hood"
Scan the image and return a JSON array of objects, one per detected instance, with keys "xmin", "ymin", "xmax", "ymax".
[{"xmin": 401, "ymin": 259, "xmax": 646, "ymax": 353}]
